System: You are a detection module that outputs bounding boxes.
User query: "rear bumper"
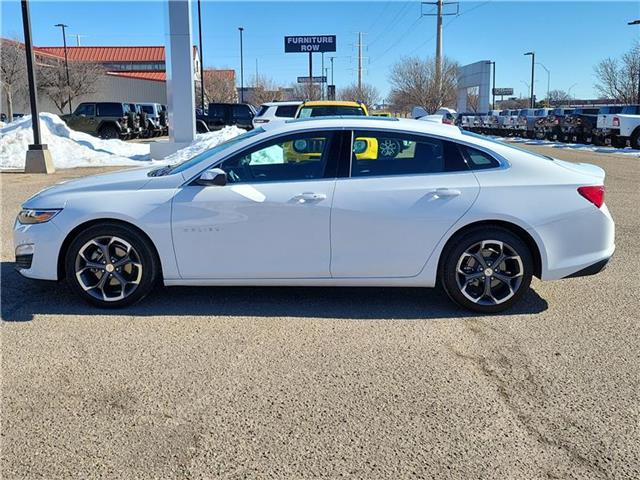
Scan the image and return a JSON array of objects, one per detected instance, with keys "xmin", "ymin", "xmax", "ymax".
[{"xmin": 563, "ymin": 256, "xmax": 611, "ymax": 278}]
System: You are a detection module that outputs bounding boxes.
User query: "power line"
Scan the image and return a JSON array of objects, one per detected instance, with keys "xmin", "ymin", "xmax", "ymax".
[{"xmin": 368, "ymin": 1, "xmax": 414, "ymax": 48}]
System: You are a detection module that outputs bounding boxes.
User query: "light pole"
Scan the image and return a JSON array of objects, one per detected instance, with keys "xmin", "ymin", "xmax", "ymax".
[
  {"xmin": 536, "ymin": 62, "xmax": 550, "ymax": 105},
  {"xmin": 567, "ymin": 83, "xmax": 578, "ymax": 101},
  {"xmin": 486, "ymin": 61, "xmax": 496, "ymax": 109},
  {"xmin": 524, "ymin": 52, "xmax": 535, "ymax": 107},
  {"xmin": 330, "ymin": 56, "xmax": 335, "ymax": 86},
  {"xmin": 238, "ymin": 27, "xmax": 244, "ymax": 103},
  {"xmin": 197, "ymin": 0, "xmax": 205, "ymax": 113},
  {"xmin": 54, "ymin": 23, "xmax": 72, "ymax": 114},
  {"xmin": 22, "ymin": 0, "xmax": 54, "ymax": 173},
  {"xmin": 629, "ymin": 20, "xmax": 640, "ymax": 103}
]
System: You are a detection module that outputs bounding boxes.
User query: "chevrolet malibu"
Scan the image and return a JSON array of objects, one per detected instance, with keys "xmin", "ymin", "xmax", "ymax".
[{"xmin": 14, "ymin": 117, "xmax": 614, "ymax": 313}]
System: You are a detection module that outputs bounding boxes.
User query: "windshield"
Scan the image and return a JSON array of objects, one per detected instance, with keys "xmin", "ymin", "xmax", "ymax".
[
  {"xmin": 156, "ymin": 128, "xmax": 265, "ymax": 175},
  {"xmin": 298, "ymin": 106, "xmax": 365, "ymax": 118}
]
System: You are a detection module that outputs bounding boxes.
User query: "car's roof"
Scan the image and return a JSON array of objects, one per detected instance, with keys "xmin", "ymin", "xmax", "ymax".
[
  {"xmin": 266, "ymin": 116, "xmax": 463, "ymax": 138},
  {"xmin": 301, "ymin": 100, "xmax": 364, "ymax": 108},
  {"xmin": 262, "ymin": 101, "xmax": 302, "ymax": 107}
]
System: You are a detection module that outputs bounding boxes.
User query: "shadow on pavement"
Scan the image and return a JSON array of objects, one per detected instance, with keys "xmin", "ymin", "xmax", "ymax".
[{"xmin": 1, "ymin": 262, "xmax": 548, "ymax": 322}]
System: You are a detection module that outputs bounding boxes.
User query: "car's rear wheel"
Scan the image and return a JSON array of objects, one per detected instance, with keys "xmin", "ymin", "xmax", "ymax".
[
  {"xmin": 440, "ymin": 227, "xmax": 533, "ymax": 313},
  {"xmin": 98, "ymin": 124, "xmax": 119, "ymax": 140},
  {"xmin": 65, "ymin": 223, "xmax": 159, "ymax": 308}
]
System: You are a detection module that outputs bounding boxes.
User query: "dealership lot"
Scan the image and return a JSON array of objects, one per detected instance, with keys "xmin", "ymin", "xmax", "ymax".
[{"xmin": 1, "ymin": 146, "xmax": 639, "ymax": 479}]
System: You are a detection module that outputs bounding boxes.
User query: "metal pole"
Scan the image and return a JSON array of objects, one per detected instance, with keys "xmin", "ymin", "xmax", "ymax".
[
  {"xmin": 308, "ymin": 52, "xmax": 313, "ymax": 99},
  {"xmin": 22, "ymin": 0, "xmax": 44, "ymax": 146},
  {"xmin": 330, "ymin": 56, "xmax": 334, "ymax": 85},
  {"xmin": 321, "ymin": 52, "xmax": 325, "ymax": 100},
  {"xmin": 630, "ymin": 21, "xmax": 640, "ymax": 103},
  {"xmin": 492, "ymin": 61, "xmax": 496, "ymax": 110},
  {"xmin": 435, "ymin": 0, "xmax": 443, "ymax": 106},
  {"xmin": 238, "ymin": 27, "xmax": 244, "ymax": 103},
  {"xmin": 357, "ymin": 32, "xmax": 363, "ymax": 91},
  {"xmin": 197, "ymin": 0, "xmax": 205, "ymax": 112},
  {"xmin": 55, "ymin": 23, "xmax": 72, "ymax": 114},
  {"xmin": 530, "ymin": 52, "xmax": 535, "ymax": 107}
]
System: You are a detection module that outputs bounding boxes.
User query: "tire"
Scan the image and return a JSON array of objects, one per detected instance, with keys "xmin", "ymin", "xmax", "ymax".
[
  {"xmin": 611, "ymin": 136, "xmax": 626, "ymax": 149},
  {"xmin": 440, "ymin": 226, "xmax": 533, "ymax": 314},
  {"xmin": 196, "ymin": 121, "xmax": 209, "ymax": 134},
  {"xmin": 98, "ymin": 124, "xmax": 119, "ymax": 140},
  {"xmin": 65, "ymin": 223, "xmax": 159, "ymax": 308},
  {"xmin": 630, "ymin": 128, "xmax": 640, "ymax": 150},
  {"xmin": 378, "ymin": 138, "xmax": 401, "ymax": 158}
]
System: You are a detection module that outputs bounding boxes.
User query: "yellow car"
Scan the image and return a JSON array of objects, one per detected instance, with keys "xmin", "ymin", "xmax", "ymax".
[
  {"xmin": 371, "ymin": 111, "xmax": 392, "ymax": 117},
  {"xmin": 294, "ymin": 101, "xmax": 378, "ymax": 159}
]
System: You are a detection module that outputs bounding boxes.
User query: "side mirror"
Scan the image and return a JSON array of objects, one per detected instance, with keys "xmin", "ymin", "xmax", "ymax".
[{"xmin": 197, "ymin": 168, "xmax": 227, "ymax": 186}]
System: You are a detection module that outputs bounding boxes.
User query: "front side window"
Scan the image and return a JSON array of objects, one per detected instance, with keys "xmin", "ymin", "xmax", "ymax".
[
  {"xmin": 349, "ymin": 131, "xmax": 468, "ymax": 178},
  {"xmin": 220, "ymin": 132, "xmax": 333, "ymax": 184},
  {"xmin": 74, "ymin": 103, "xmax": 95, "ymax": 116}
]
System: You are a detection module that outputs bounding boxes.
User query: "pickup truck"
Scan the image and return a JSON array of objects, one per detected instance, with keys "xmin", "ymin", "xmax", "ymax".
[
  {"xmin": 534, "ymin": 107, "xmax": 573, "ymax": 140},
  {"xmin": 602, "ymin": 105, "xmax": 640, "ymax": 149},
  {"xmin": 560, "ymin": 107, "xmax": 600, "ymax": 143},
  {"xmin": 517, "ymin": 108, "xmax": 552, "ymax": 138},
  {"xmin": 592, "ymin": 105, "xmax": 635, "ymax": 147},
  {"xmin": 195, "ymin": 103, "xmax": 256, "ymax": 133}
]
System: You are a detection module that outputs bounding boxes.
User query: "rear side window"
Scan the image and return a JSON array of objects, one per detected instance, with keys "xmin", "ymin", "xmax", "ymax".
[
  {"xmin": 97, "ymin": 103, "xmax": 123, "ymax": 116},
  {"xmin": 209, "ymin": 104, "xmax": 226, "ymax": 118},
  {"xmin": 256, "ymin": 105, "xmax": 270, "ymax": 116},
  {"xmin": 141, "ymin": 105, "xmax": 154, "ymax": 114},
  {"xmin": 349, "ymin": 131, "xmax": 468, "ymax": 178},
  {"xmin": 275, "ymin": 105, "xmax": 299, "ymax": 117},
  {"xmin": 74, "ymin": 103, "xmax": 95, "ymax": 116},
  {"xmin": 460, "ymin": 145, "xmax": 501, "ymax": 170},
  {"xmin": 232, "ymin": 104, "xmax": 252, "ymax": 118}
]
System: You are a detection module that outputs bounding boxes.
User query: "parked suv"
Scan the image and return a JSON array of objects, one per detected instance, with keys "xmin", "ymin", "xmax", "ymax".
[
  {"xmin": 196, "ymin": 103, "xmax": 256, "ymax": 133},
  {"xmin": 138, "ymin": 103, "xmax": 166, "ymax": 137},
  {"xmin": 253, "ymin": 101, "xmax": 302, "ymax": 127},
  {"xmin": 62, "ymin": 102, "xmax": 138, "ymax": 140}
]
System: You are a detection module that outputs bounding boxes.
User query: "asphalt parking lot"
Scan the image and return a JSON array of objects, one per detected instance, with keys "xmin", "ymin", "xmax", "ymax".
[{"xmin": 1, "ymin": 146, "xmax": 639, "ymax": 479}]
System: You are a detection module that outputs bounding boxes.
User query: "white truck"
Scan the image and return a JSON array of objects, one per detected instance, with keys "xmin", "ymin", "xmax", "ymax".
[{"xmin": 594, "ymin": 105, "xmax": 639, "ymax": 148}]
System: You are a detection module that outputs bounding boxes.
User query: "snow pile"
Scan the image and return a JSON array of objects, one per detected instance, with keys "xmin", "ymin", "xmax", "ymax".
[
  {"xmin": 0, "ymin": 113, "xmax": 245, "ymax": 170},
  {"xmin": 493, "ymin": 136, "xmax": 639, "ymax": 157}
]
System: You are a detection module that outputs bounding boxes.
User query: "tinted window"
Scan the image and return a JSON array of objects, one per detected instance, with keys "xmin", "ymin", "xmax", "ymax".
[
  {"xmin": 350, "ymin": 131, "xmax": 468, "ymax": 178},
  {"xmin": 256, "ymin": 105, "xmax": 270, "ymax": 116},
  {"xmin": 584, "ymin": 109, "xmax": 600, "ymax": 115},
  {"xmin": 97, "ymin": 103, "xmax": 123, "ymax": 116},
  {"xmin": 140, "ymin": 105, "xmax": 154, "ymax": 114},
  {"xmin": 275, "ymin": 105, "xmax": 299, "ymax": 117},
  {"xmin": 209, "ymin": 104, "xmax": 226, "ymax": 118},
  {"xmin": 299, "ymin": 106, "xmax": 365, "ymax": 117},
  {"xmin": 232, "ymin": 104, "xmax": 252, "ymax": 118},
  {"xmin": 460, "ymin": 145, "xmax": 501, "ymax": 170},
  {"xmin": 220, "ymin": 132, "xmax": 333, "ymax": 184},
  {"xmin": 74, "ymin": 103, "xmax": 95, "ymax": 116},
  {"xmin": 621, "ymin": 105, "xmax": 640, "ymax": 114}
]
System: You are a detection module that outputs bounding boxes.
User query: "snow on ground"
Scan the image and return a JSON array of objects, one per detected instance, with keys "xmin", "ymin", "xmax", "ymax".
[
  {"xmin": 492, "ymin": 136, "xmax": 639, "ymax": 157},
  {"xmin": 0, "ymin": 113, "xmax": 244, "ymax": 170}
]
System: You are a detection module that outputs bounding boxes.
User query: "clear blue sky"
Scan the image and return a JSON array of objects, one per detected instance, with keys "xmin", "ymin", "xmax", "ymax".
[{"xmin": 2, "ymin": 0, "xmax": 639, "ymax": 100}]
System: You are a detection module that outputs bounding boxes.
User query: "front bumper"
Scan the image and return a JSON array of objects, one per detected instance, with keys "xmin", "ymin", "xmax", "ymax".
[{"xmin": 13, "ymin": 218, "xmax": 65, "ymax": 281}]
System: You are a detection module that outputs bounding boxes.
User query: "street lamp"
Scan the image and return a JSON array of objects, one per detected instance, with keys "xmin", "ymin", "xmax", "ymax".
[
  {"xmin": 629, "ymin": 20, "xmax": 640, "ymax": 103},
  {"xmin": 238, "ymin": 27, "xmax": 244, "ymax": 103},
  {"xmin": 486, "ymin": 60, "xmax": 496, "ymax": 109},
  {"xmin": 54, "ymin": 23, "xmax": 72, "ymax": 114},
  {"xmin": 536, "ymin": 62, "xmax": 550, "ymax": 105},
  {"xmin": 524, "ymin": 51, "xmax": 535, "ymax": 108}
]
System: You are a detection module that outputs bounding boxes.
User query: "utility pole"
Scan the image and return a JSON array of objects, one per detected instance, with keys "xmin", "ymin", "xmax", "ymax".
[
  {"xmin": 238, "ymin": 27, "xmax": 244, "ymax": 103},
  {"xmin": 54, "ymin": 23, "xmax": 72, "ymax": 114},
  {"xmin": 72, "ymin": 34, "xmax": 86, "ymax": 46},
  {"xmin": 197, "ymin": 0, "xmax": 205, "ymax": 112},
  {"xmin": 255, "ymin": 58, "xmax": 258, "ymax": 87},
  {"xmin": 321, "ymin": 52, "xmax": 325, "ymax": 100},
  {"xmin": 629, "ymin": 20, "xmax": 640, "ymax": 103},
  {"xmin": 536, "ymin": 62, "xmax": 550, "ymax": 105},
  {"xmin": 357, "ymin": 32, "xmax": 363, "ymax": 91},
  {"xmin": 435, "ymin": 0, "xmax": 443, "ymax": 104},
  {"xmin": 330, "ymin": 56, "xmax": 335, "ymax": 85}
]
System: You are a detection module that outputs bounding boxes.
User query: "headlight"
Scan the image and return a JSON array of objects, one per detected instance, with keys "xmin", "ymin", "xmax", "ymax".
[{"xmin": 17, "ymin": 209, "xmax": 61, "ymax": 224}]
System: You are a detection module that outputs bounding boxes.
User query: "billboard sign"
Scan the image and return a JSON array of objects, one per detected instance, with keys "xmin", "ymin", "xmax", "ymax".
[
  {"xmin": 285, "ymin": 35, "xmax": 336, "ymax": 53},
  {"xmin": 297, "ymin": 76, "xmax": 327, "ymax": 84},
  {"xmin": 493, "ymin": 87, "xmax": 514, "ymax": 96}
]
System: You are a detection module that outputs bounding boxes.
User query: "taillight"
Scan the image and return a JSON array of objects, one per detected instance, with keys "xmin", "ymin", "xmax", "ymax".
[
  {"xmin": 578, "ymin": 185, "xmax": 605, "ymax": 208},
  {"xmin": 442, "ymin": 118, "xmax": 453, "ymax": 125},
  {"xmin": 612, "ymin": 117, "xmax": 620, "ymax": 127}
]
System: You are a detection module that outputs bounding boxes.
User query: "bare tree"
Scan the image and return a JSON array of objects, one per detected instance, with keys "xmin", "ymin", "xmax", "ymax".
[
  {"xmin": 0, "ymin": 38, "xmax": 27, "ymax": 121},
  {"xmin": 547, "ymin": 89, "xmax": 572, "ymax": 106},
  {"xmin": 594, "ymin": 42, "xmax": 640, "ymax": 104},
  {"xmin": 388, "ymin": 55, "xmax": 459, "ymax": 114},
  {"xmin": 338, "ymin": 83, "xmax": 380, "ymax": 108},
  {"xmin": 497, "ymin": 98, "xmax": 529, "ymax": 110},
  {"xmin": 38, "ymin": 60, "xmax": 103, "ymax": 114},
  {"xmin": 466, "ymin": 87, "xmax": 479, "ymax": 113},
  {"xmin": 202, "ymin": 70, "xmax": 237, "ymax": 104},
  {"xmin": 250, "ymin": 74, "xmax": 284, "ymax": 105},
  {"xmin": 290, "ymin": 82, "xmax": 321, "ymax": 101}
]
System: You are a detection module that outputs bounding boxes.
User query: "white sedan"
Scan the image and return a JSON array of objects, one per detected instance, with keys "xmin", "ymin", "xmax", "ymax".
[{"xmin": 14, "ymin": 117, "xmax": 614, "ymax": 313}]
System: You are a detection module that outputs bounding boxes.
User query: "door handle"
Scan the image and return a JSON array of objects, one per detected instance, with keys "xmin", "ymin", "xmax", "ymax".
[
  {"xmin": 430, "ymin": 188, "xmax": 461, "ymax": 199},
  {"xmin": 292, "ymin": 192, "xmax": 327, "ymax": 203}
]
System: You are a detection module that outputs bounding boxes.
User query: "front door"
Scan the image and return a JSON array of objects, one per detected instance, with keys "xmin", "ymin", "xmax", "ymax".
[
  {"xmin": 171, "ymin": 130, "xmax": 340, "ymax": 279},
  {"xmin": 330, "ymin": 130, "xmax": 481, "ymax": 278}
]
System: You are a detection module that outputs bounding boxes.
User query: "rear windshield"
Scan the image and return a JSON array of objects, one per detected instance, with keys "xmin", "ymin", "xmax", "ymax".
[
  {"xmin": 298, "ymin": 105, "xmax": 365, "ymax": 118},
  {"xmin": 275, "ymin": 105, "xmax": 299, "ymax": 117},
  {"xmin": 140, "ymin": 105, "xmax": 154, "ymax": 114},
  {"xmin": 621, "ymin": 105, "xmax": 640, "ymax": 114}
]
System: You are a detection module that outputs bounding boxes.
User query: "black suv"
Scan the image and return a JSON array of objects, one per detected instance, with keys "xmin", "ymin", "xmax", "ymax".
[
  {"xmin": 196, "ymin": 103, "xmax": 256, "ymax": 133},
  {"xmin": 61, "ymin": 102, "xmax": 140, "ymax": 140}
]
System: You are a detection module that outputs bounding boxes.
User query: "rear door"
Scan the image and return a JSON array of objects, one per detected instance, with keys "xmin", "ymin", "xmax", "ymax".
[{"xmin": 330, "ymin": 130, "xmax": 481, "ymax": 278}]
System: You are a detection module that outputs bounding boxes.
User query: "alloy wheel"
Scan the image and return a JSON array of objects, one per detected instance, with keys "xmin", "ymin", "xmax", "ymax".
[
  {"xmin": 455, "ymin": 240, "xmax": 524, "ymax": 306},
  {"xmin": 74, "ymin": 236, "xmax": 143, "ymax": 302},
  {"xmin": 378, "ymin": 139, "xmax": 400, "ymax": 158}
]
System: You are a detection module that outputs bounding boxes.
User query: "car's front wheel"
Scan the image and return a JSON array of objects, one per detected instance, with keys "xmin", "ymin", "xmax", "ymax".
[
  {"xmin": 65, "ymin": 223, "xmax": 159, "ymax": 308},
  {"xmin": 440, "ymin": 227, "xmax": 533, "ymax": 313}
]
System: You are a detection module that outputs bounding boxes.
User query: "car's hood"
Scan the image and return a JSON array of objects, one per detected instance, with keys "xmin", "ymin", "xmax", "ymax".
[{"xmin": 23, "ymin": 166, "xmax": 157, "ymax": 208}]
